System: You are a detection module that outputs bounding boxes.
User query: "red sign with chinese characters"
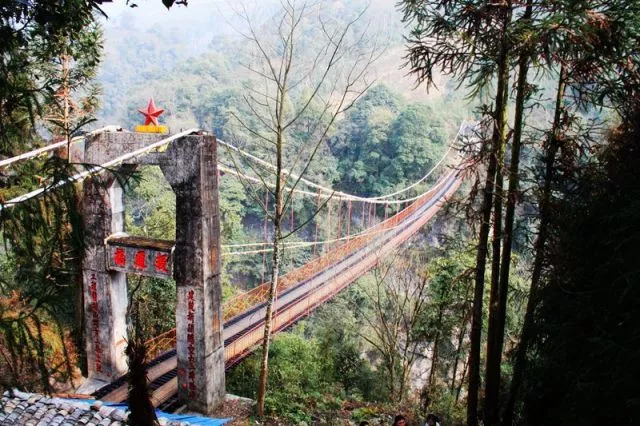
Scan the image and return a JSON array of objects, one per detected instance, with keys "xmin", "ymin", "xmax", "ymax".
[
  {"xmin": 187, "ymin": 289, "xmax": 196, "ymax": 397},
  {"xmin": 89, "ymin": 273, "xmax": 103, "ymax": 373},
  {"xmin": 105, "ymin": 235, "xmax": 173, "ymax": 278}
]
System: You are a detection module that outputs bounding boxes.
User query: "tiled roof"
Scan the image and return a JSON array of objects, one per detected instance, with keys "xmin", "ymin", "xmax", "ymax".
[{"xmin": 0, "ymin": 390, "xmax": 190, "ymax": 426}]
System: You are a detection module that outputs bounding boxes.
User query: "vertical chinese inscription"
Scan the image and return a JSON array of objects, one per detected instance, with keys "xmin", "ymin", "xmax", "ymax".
[
  {"xmin": 89, "ymin": 273, "xmax": 102, "ymax": 373},
  {"xmin": 187, "ymin": 289, "xmax": 196, "ymax": 397}
]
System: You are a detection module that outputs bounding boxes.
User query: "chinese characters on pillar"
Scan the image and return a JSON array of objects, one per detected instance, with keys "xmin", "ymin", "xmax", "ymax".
[
  {"xmin": 187, "ymin": 289, "xmax": 196, "ymax": 397},
  {"xmin": 89, "ymin": 273, "xmax": 103, "ymax": 373}
]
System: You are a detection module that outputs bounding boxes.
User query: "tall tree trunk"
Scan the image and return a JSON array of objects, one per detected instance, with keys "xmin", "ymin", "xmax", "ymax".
[
  {"xmin": 256, "ymin": 137, "xmax": 285, "ymax": 416},
  {"xmin": 484, "ymin": 82, "xmax": 507, "ymax": 425},
  {"xmin": 467, "ymin": 4, "xmax": 512, "ymax": 425},
  {"xmin": 502, "ymin": 65, "xmax": 566, "ymax": 425},
  {"xmin": 429, "ymin": 287, "xmax": 448, "ymax": 394},
  {"xmin": 429, "ymin": 332, "xmax": 440, "ymax": 392},
  {"xmin": 485, "ymin": 4, "xmax": 533, "ymax": 423},
  {"xmin": 384, "ymin": 351, "xmax": 397, "ymax": 400},
  {"xmin": 457, "ymin": 353, "xmax": 470, "ymax": 404},
  {"xmin": 126, "ymin": 302, "xmax": 157, "ymax": 426},
  {"xmin": 256, "ymin": 225, "xmax": 281, "ymax": 416},
  {"xmin": 450, "ymin": 311, "xmax": 469, "ymax": 395}
]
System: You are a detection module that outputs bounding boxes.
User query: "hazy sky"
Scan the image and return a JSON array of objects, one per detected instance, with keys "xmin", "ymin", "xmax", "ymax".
[{"xmin": 99, "ymin": 0, "xmax": 230, "ymax": 29}]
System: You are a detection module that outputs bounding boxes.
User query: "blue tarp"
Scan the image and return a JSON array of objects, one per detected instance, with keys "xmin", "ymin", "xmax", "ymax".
[
  {"xmin": 64, "ymin": 399, "xmax": 231, "ymax": 425},
  {"xmin": 105, "ymin": 402, "xmax": 231, "ymax": 426},
  {"xmin": 154, "ymin": 412, "xmax": 231, "ymax": 425}
]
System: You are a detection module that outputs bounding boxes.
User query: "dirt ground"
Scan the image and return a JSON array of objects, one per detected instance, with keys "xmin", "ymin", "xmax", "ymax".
[{"xmin": 209, "ymin": 395, "xmax": 255, "ymax": 426}]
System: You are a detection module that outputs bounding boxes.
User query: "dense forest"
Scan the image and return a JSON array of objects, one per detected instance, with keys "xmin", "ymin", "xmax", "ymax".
[{"xmin": 1, "ymin": 0, "xmax": 639, "ymax": 425}]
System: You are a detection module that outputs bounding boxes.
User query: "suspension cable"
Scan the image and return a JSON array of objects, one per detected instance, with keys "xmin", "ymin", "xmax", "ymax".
[
  {"xmin": 369, "ymin": 123, "xmax": 463, "ymax": 200},
  {"xmin": 3, "ymin": 123, "xmax": 461, "ymax": 209},
  {"xmin": 0, "ymin": 128, "xmax": 200, "ymax": 212},
  {"xmin": 216, "ymin": 121, "xmax": 465, "ymax": 203},
  {"xmin": 221, "ymin": 169, "xmax": 451, "ymax": 252},
  {"xmin": 0, "ymin": 126, "xmax": 121, "ymax": 168}
]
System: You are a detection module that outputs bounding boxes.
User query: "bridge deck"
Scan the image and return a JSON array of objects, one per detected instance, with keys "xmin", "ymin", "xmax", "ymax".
[{"xmin": 93, "ymin": 170, "xmax": 461, "ymax": 408}]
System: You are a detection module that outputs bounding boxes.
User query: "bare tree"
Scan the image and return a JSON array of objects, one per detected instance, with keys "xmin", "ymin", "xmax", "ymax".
[
  {"xmin": 227, "ymin": 0, "xmax": 378, "ymax": 416},
  {"xmin": 357, "ymin": 253, "xmax": 429, "ymax": 402}
]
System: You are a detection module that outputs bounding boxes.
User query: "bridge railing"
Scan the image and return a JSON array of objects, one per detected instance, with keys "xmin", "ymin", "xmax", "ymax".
[
  {"xmin": 144, "ymin": 328, "xmax": 177, "ymax": 363},
  {"xmin": 221, "ymin": 171, "xmax": 450, "ymax": 320}
]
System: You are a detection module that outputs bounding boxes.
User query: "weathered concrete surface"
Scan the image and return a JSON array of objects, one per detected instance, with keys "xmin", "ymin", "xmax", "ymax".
[
  {"xmin": 83, "ymin": 131, "xmax": 165, "ymax": 165},
  {"xmin": 82, "ymin": 176, "xmax": 129, "ymax": 383},
  {"xmin": 160, "ymin": 135, "xmax": 225, "ymax": 414}
]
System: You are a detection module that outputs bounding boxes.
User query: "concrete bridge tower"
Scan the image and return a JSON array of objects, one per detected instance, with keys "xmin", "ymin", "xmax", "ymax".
[{"xmin": 78, "ymin": 130, "xmax": 225, "ymax": 414}]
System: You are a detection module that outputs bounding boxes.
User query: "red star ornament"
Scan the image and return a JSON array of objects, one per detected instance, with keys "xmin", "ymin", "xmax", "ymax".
[{"xmin": 138, "ymin": 98, "xmax": 165, "ymax": 126}]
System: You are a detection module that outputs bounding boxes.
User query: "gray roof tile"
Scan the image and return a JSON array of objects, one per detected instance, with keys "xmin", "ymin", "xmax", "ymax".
[{"xmin": 1, "ymin": 391, "xmax": 194, "ymax": 426}]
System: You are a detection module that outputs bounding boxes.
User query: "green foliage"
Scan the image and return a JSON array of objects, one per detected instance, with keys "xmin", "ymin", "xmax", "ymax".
[
  {"xmin": 44, "ymin": 24, "xmax": 103, "ymax": 143},
  {"xmin": 0, "ymin": 0, "xmax": 103, "ymax": 155},
  {"xmin": 427, "ymin": 387, "xmax": 466, "ymax": 425},
  {"xmin": 125, "ymin": 329, "xmax": 158, "ymax": 426},
  {"xmin": 519, "ymin": 110, "xmax": 640, "ymax": 424},
  {"xmin": 125, "ymin": 166, "xmax": 176, "ymax": 240},
  {"xmin": 227, "ymin": 285, "xmax": 386, "ymax": 420},
  {"xmin": 128, "ymin": 277, "xmax": 176, "ymax": 338},
  {"xmin": 307, "ymin": 284, "xmax": 384, "ymax": 401},
  {"xmin": 0, "ymin": 0, "xmax": 108, "ymax": 393},
  {"xmin": 351, "ymin": 406, "xmax": 380, "ymax": 423},
  {"xmin": 227, "ymin": 327, "xmax": 328, "ymax": 423},
  {"xmin": 418, "ymin": 251, "xmax": 475, "ymax": 342},
  {"xmin": 1, "ymin": 158, "xmax": 85, "ymax": 391},
  {"xmin": 330, "ymin": 85, "xmax": 447, "ymax": 197}
]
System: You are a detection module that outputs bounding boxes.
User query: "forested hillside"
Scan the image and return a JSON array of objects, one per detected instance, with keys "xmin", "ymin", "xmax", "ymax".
[{"xmin": 1, "ymin": 1, "xmax": 639, "ymax": 425}]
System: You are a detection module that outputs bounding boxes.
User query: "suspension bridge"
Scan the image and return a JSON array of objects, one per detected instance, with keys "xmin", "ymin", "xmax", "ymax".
[{"xmin": 0, "ymin": 124, "xmax": 467, "ymax": 413}]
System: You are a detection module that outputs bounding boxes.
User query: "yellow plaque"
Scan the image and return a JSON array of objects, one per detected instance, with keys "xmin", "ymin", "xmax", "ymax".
[{"xmin": 135, "ymin": 125, "xmax": 169, "ymax": 134}]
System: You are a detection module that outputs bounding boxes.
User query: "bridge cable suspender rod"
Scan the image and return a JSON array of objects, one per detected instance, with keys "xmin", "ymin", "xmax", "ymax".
[{"xmin": 222, "ymin": 217, "xmax": 409, "ymax": 256}]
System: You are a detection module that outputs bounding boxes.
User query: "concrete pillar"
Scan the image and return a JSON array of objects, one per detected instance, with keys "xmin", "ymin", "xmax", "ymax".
[
  {"xmin": 79, "ymin": 131, "xmax": 161, "ymax": 390},
  {"xmin": 82, "ymin": 176, "xmax": 129, "ymax": 384},
  {"xmin": 160, "ymin": 135, "xmax": 225, "ymax": 414}
]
